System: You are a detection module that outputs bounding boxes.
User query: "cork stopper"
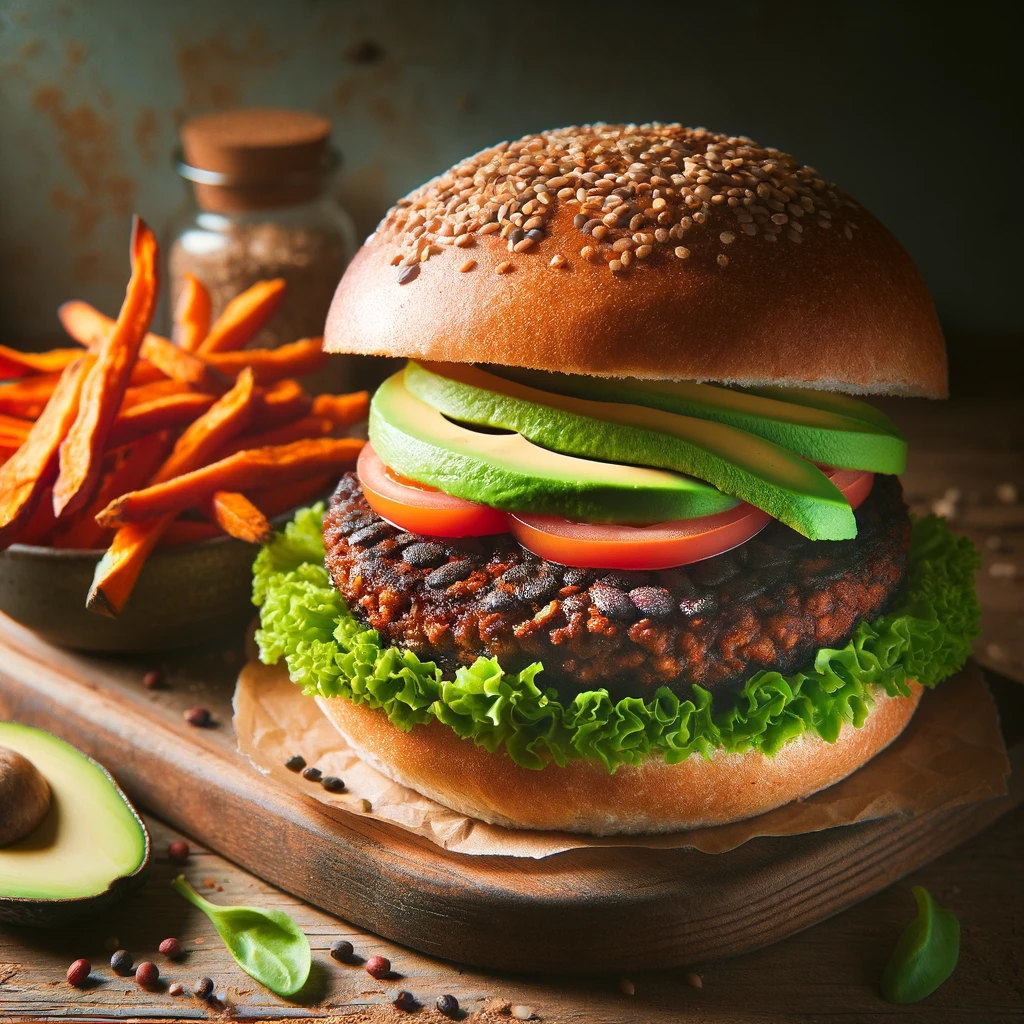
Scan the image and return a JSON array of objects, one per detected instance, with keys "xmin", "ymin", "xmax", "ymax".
[{"xmin": 180, "ymin": 108, "xmax": 333, "ymax": 213}]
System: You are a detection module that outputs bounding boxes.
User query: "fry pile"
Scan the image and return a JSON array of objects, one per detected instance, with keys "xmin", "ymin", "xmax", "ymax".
[{"xmin": 0, "ymin": 216, "xmax": 366, "ymax": 616}]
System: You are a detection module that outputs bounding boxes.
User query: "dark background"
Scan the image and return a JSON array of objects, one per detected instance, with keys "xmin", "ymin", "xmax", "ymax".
[{"xmin": 1, "ymin": 0, "xmax": 1021, "ymax": 381}]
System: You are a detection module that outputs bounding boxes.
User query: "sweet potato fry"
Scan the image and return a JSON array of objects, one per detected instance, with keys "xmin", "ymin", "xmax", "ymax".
[
  {"xmin": 202, "ymin": 337, "xmax": 326, "ymax": 384},
  {"xmin": 207, "ymin": 491, "xmax": 272, "ymax": 544},
  {"xmin": 87, "ymin": 368, "xmax": 258, "ymax": 615},
  {"xmin": 0, "ymin": 345, "xmax": 83, "ymax": 380},
  {"xmin": 106, "ymin": 392, "xmax": 215, "ymax": 449},
  {"xmin": 311, "ymin": 391, "xmax": 370, "ymax": 430},
  {"xmin": 0, "ymin": 441, "xmax": 21, "ymax": 466},
  {"xmin": 0, "ymin": 356, "xmax": 92, "ymax": 549},
  {"xmin": 199, "ymin": 278, "xmax": 286, "ymax": 354},
  {"xmin": 53, "ymin": 432, "xmax": 171, "ymax": 550},
  {"xmin": 174, "ymin": 272, "xmax": 211, "ymax": 352},
  {"xmin": 96, "ymin": 437, "xmax": 364, "ymax": 528},
  {"xmin": 59, "ymin": 300, "xmax": 228, "ymax": 393},
  {"xmin": 249, "ymin": 473, "xmax": 335, "ymax": 518},
  {"xmin": 218, "ymin": 415, "xmax": 335, "ymax": 459},
  {"xmin": 119, "ymin": 379, "xmax": 196, "ymax": 411},
  {"xmin": 0, "ymin": 373, "xmax": 62, "ymax": 418},
  {"xmin": 15, "ymin": 485, "xmax": 59, "ymax": 546},
  {"xmin": 53, "ymin": 217, "xmax": 160, "ymax": 519},
  {"xmin": 253, "ymin": 378, "xmax": 312, "ymax": 427}
]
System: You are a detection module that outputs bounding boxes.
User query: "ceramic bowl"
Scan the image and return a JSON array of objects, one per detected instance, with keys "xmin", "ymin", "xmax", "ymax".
[{"xmin": 0, "ymin": 535, "xmax": 262, "ymax": 652}]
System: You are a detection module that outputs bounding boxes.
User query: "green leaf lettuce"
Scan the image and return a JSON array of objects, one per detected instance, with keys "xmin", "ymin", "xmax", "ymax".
[{"xmin": 252, "ymin": 506, "xmax": 979, "ymax": 772}]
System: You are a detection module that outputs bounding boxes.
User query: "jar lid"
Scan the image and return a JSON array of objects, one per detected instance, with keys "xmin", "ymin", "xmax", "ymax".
[{"xmin": 179, "ymin": 108, "xmax": 335, "ymax": 212}]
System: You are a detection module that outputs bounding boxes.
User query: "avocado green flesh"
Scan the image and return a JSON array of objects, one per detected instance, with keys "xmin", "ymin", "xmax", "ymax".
[
  {"xmin": 492, "ymin": 366, "xmax": 906, "ymax": 474},
  {"xmin": 738, "ymin": 383, "xmax": 904, "ymax": 437},
  {"xmin": 406, "ymin": 362, "xmax": 856, "ymax": 540},
  {"xmin": 0, "ymin": 723, "xmax": 147, "ymax": 901},
  {"xmin": 370, "ymin": 373, "xmax": 736, "ymax": 523}
]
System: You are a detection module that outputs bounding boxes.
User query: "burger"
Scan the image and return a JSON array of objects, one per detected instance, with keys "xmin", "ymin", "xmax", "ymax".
[{"xmin": 252, "ymin": 123, "xmax": 979, "ymax": 834}]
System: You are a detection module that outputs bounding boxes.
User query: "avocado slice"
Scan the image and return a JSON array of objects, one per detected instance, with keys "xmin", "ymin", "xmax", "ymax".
[
  {"xmin": 0, "ymin": 723, "xmax": 149, "ymax": 926},
  {"xmin": 405, "ymin": 362, "xmax": 856, "ymax": 540},
  {"xmin": 491, "ymin": 367, "xmax": 906, "ymax": 474},
  {"xmin": 370, "ymin": 372, "xmax": 736, "ymax": 523}
]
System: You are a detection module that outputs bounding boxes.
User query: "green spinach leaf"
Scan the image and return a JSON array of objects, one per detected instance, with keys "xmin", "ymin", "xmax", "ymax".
[
  {"xmin": 172, "ymin": 875, "xmax": 311, "ymax": 997},
  {"xmin": 881, "ymin": 886, "xmax": 960, "ymax": 1003}
]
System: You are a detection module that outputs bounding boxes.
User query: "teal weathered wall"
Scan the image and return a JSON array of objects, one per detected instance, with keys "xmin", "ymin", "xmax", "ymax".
[{"xmin": 1, "ymin": 0, "xmax": 1020, "ymax": 343}]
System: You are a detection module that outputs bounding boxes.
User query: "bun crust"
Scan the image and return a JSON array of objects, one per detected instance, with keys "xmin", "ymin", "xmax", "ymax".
[
  {"xmin": 317, "ymin": 683, "xmax": 923, "ymax": 834},
  {"xmin": 326, "ymin": 124, "xmax": 946, "ymax": 397}
]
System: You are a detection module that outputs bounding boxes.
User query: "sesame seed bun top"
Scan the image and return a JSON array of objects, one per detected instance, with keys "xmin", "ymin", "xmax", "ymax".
[{"xmin": 325, "ymin": 123, "xmax": 947, "ymax": 397}]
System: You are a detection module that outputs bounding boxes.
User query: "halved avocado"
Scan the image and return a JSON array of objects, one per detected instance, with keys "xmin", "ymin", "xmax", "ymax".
[
  {"xmin": 405, "ymin": 361, "xmax": 856, "ymax": 540},
  {"xmin": 0, "ymin": 723, "xmax": 149, "ymax": 926}
]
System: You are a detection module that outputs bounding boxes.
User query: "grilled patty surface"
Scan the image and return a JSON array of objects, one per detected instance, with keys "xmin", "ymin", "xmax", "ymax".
[{"xmin": 324, "ymin": 474, "xmax": 910, "ymax": 702}]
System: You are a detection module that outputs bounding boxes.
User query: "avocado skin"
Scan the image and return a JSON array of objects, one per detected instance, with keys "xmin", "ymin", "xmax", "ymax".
[
  {"xmin": 404, "ymin": 362, "xmax": 857, "ymax": 540},
  {"xmin": 0, "ymin": 724, "xmax": 150, "ymax": 927}
]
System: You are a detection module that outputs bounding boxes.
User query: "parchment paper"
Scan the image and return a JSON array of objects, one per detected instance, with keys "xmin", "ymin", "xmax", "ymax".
[{"xmin": 233, "ymin": 659, "xmax": 1009, "ymax": 858}]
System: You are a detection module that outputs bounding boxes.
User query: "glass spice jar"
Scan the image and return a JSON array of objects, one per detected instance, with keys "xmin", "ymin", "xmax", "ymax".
[{"xmin": 167, "ymin": 107, "xmax": 356, "ymax": 388}]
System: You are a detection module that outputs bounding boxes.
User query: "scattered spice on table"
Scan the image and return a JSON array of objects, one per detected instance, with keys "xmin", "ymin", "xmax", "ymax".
[
  {"xmin": 66, "ymin": 959, "xmax": 90, "ymax": 987},
  {"xmin": 169, "ymin": 981, "xmax": 184, "ymax": 996},
  {"xmin": 159, "ymin": 937, "xmax": 182, "ymax": 959},
  {"xmin": 436, "ymin": 993, "xmax": 459, "ymax": 1016},
  {"xmin": 135, "ymin": 961, "xmax": 159, "ymax": 987},
  {"xmin": 194, "ymin": 976, "xmax": 215, "ymax": 998},
  {"xmin": 110, "ymin": 949, "xmax": 133, "ymax": 975},
  {"xmin": 284, "ymin": 754, "xmax": 306, "ymax": 772},
  {"xmin": 168, "ymin": 840, "xmax": 190, "ymax": 862},
  {"xmin": 301, "ymin": 766, "xmax": 322, "ymax": 782},
  {"xmin": 184, "ymin": 706, "xmax": 212, "ymax": 727},
  {"xmin": 321, "ymin": 775, "xmax": 346, "ymax": 793},
  {"xmin": 392, "ymin": 989, "xmax": 416, "ymax": 1011},
  {"xmin": 365, "ymin": 954, "xmax": 391, "ymax": 979},
  {"xmin": 330, "ymin": 939, "xmax": 355, "ymax": 963},
  {"xmin": 142, "ymin": 669, "xmax": 162, "ymax": 689}
]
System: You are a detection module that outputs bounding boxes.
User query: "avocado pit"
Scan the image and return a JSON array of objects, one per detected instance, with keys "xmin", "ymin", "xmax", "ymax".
[{"xmin": 0, "ymin": 744, "xmax": 50, "ymax": 846}]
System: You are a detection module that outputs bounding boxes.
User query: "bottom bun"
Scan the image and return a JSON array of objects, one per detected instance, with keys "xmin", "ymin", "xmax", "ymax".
[{"xmin": 317, "ymin": 683, "xmax": 923, "ymax": 835}]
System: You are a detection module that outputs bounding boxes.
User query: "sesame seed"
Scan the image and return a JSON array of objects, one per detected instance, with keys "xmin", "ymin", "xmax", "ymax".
[
  {"xmin": 720, "ymin": 231, "xmax": 736, "ymax": 244},
  {"xmin": 459, "ymin": 259, "xmax": 476, "ymax": 272},
  {"xmin": 454, "ymin": 233, "xmax": 472, "ymax": 247},
  {"xmin": 620, "ymin": 250, "xmax": 632, "ymax": 266},
  {"xmin": 609, "ymin": 259, "xmax": 624, "ymax": 272},
  {"xmin": 513, "ymin": 236, "xmax": 535, "ymax": 252},
  {"xmin": 580, "ymin": 245, "xmax": 597, "ymax": 260},
  {"xmin": 717, "ymin": 253, "xmax": 729, "ymax": 266},
  {"xmin": 496, "ymin": 261, "xmax": 513, "ymax": 274},
  {"xmin": 612, "ymin": 238, "xmax": 634, "ymax": 252},
  {"xmin": 549, "ymin": 254, "xmax": 567, "ymax": 268},
  {"xmin": 397, "ymin": 264, "xmax": 419, "ymax": 285},
  {"xmin": 674, "ymin": 246, "xmax": 690, "ymax": 259},
  {"xmin": 635, "ymin": 244, "xmax": 652, "ymax": 258}
]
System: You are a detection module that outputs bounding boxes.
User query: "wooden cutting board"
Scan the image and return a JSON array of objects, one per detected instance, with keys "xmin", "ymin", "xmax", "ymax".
[{"xmin": 0, "ymin": 614, "xmax": 1020, "ymax": 974}]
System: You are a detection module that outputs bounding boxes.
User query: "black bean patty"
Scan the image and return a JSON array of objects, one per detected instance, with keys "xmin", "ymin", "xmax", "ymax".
[{"xmin": 323, "ymin": 474, "xmax": 910, "ymax": 703}]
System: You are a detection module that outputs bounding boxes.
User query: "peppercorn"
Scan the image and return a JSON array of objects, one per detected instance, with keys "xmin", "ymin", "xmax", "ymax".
[
  {"xmin": 66, "ymin": 959, "xmax": 90, "ymax": 987},
  {"xmin": 301, "ymin": 766, "xmax": 322, "ymax": 782},
  {"xmin": 365, "ymin": 954, "xmax": 391, "ymax": 979},
  {"xmin": 392, "ymin": 989, "xmax": 416, "ymax": 1011},
  {"xmin": 194, "ymin": 976, "xmax": 215, "ymax": 998},
  {"xmin": 436, "ymin": 993, "xmax": 460, "ymax": 1016},
  {"xmin": 184, "ymin": 706, "xmax": 211, "ymax": 727},
  {"xmin": 330, "ymin": 939, "xmax": 355, "ymax": 962},
  {"xmin": 159, "ymin": 937, "xmax": 182, "ymax": 959},
  {"xmin": 168, "ymin": 840, "xmax": 190, "ymax": 862},
  {"xmin": 321, "ymin": 775, "xmax": 346, "ymax": 793},
  {"xmin": 136, "ymin": 961, "xmax": 159, "ymax": 988},
  {"xmin": 284, "ymin": 754, "xmax": 306, "ymax": 772},
  {"xmin": 143, "ymin": 669, "xmax": 162, "ymax": 689},
  {"xmin": 110, "ymin": 949, "xmax": 134, "ymax": 975}
]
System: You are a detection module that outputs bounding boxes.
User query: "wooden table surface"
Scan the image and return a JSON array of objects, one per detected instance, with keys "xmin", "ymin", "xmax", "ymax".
[{"xmin": 1, "ymin": 393, "xmax": 1022, "ymax": 1023}]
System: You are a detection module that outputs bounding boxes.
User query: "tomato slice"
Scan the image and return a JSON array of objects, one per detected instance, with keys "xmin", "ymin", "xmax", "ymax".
[
  {"xmin": 506, "ymin": 469, "xmax": 876, "ymax": 571},
  {"xmin": 357, "ymin": 444, "xmax": 508, "ymax": 537}
]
